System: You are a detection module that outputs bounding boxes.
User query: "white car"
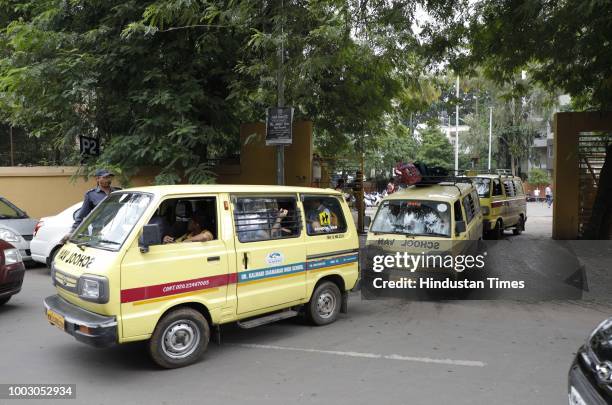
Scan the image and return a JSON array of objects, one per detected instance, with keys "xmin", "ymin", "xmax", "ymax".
[{"xmin": 30, "ymin": 202, "xmax": 81, "ymax": 267}]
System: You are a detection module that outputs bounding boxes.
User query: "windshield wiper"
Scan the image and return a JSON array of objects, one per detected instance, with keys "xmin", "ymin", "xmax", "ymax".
[{"xmin": 95, "ymin": 239, "xmax": 120, "ymax": 245}]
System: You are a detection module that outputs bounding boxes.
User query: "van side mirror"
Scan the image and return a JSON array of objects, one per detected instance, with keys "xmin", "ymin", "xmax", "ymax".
[
  {"xmin": 139, "ymin": 224, "xmax": 161, "ymax": 253},
  {"xmin": 364, "ymin": 216, "xmax": 372, "ymax": 228},
  {"xmin": 455, "ymin": 220, "xmax": 466, "ymax": 236}
]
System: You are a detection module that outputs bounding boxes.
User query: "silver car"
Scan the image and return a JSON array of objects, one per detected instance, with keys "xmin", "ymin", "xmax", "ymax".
[{"xmin": 0, "ymin": 197, "xmax": 38, "ymax": 262}]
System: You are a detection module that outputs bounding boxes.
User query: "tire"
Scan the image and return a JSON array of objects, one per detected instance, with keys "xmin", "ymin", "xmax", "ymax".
[
  {"xmin": 513, "ymin": 216, "xmax": 525, "ymax": 235},
  {"xmin": 490, "ymin": 220, "xmax": 503, "ymax": 240},
  {"xmin": 0, "ymin": 296, "xmax": 11, "ymax": 306},
  {"xmin": 306, "ymin": 281, "xmax": 342, "ymax": 326},
  {"xmin": 148, "ymin": 308, "xmax": 210, "ymax": 369}
]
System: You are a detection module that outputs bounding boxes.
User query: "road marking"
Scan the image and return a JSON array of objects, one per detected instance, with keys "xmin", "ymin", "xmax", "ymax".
[{"xmin": 230, "ymin": 343, "xmax": 486, "ymax": 367}]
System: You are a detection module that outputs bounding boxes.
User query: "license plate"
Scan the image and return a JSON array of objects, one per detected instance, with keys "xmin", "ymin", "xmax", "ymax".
[
  {"xmin": 569, "ymin": 386, "xmax": 587, "ymax": 405},
  {"xmin": 47, "ymin": 309, "xmax": 65, "ymax": 331}
]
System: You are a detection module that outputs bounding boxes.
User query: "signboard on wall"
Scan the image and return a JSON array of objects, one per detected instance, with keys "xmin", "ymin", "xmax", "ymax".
[
  {"xmin": 265, "ymin": 107, "xmax": 294, "ymax": 145},
  {"xmin": 79, "ymin": 136, "xmax": 100, "ymax": 157}
]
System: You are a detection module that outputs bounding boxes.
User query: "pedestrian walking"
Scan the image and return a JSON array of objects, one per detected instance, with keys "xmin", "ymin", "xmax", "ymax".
[{"xmin": 545, "ymin": 184, "xmax": 553, "ymax": 208}]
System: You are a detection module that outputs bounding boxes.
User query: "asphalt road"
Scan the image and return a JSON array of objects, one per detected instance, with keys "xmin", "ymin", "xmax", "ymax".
[{"xmin": 1, "ymin": 262, "xmax": 611, "ymax": 405}]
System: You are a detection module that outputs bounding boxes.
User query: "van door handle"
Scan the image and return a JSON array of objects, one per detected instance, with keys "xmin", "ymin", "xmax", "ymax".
[
  {"xmin": 242, "ymin": 252, "xmax": 249, "ymax": 269},
  {"xmin": 207, "ymin": 256, "xmax": 220, "ymax": 262}
]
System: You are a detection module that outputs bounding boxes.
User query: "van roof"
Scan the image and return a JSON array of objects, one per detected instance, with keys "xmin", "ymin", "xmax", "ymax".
[
  {"xmin": 385, "ymin": 182, "xmax": 474, "ymax": 202},
  {"xmin": 119, "ymin": 184, "xmax": 343, "ymax": 196}
]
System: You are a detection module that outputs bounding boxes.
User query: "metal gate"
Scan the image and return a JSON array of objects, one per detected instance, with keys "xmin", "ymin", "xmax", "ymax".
[{"xmin": 577, "ymin": 131, "xmax": 612, "ymax": 238}]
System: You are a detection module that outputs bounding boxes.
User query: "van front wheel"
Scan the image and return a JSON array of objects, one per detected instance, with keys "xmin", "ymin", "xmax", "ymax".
[
  {"xmin": 306, "ymin": 281, "xmax": 341, "ymax": 326},
  {"xmin": 149, "ymin": 308, "xmax": 210, "ymax": 369}
]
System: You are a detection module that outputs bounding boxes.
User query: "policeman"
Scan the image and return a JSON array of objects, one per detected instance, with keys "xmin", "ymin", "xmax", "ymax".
[{"xmin": 62, "ymin": 169, "xmax": 121, "ymax": 242}]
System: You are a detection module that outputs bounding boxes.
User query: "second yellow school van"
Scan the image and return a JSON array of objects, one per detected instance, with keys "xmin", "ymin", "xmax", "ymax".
[
  {"xmin": 469, "ymin": 173, "xmax": 527, "ymax": 239},
  {"xmin": 44, "ymin": 185, "xmax": 359, "ymax": 368}
]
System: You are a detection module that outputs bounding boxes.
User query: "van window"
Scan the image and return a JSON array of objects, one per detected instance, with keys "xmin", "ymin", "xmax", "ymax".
[
  {"xmin": 233, "ymin": 196, "xmax": 301, "ymax": 242},
  {"xmin": 148, "ymin": 197, "xmax": 218, "ymax": 244},
  {"xmin": 71, "ymin": 192, "xmax": 152, "ymax": 251},
  {"xmin": 462, "ymin": 194, "xmax": 475, "ymax": 224},
  {"xmin": 503, "ymin": 180, "xmax": 516, "ymax": 197},
  {"xmin": 492, "ymin": 179, "xmax": 504, "ymax": 196},
  {"xmin": 470, "ymin": 190, "xmax": 481, "ymax": 214},
  {"xmin": 303, "ymin": 195, "xmax": 347, "ymax": 236},
  {"xmin": 473, "ymin": 177, "xmax": 491, "ymax": 197},
  {"xmin": 454, "ymin": 200, "xmax": 464, "ymax": 222},
  {"xmin": 513, "ymin": 180, "xmax": 524, "ymax": 195}
]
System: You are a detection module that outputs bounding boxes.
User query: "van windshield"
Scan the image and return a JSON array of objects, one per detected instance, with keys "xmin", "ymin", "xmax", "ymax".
[
  {"xmin": 371, "ymin": 200, "xmax": 451, "ymax": 237},
  {"xmin": 473, "ymin": 178, "xmax": 491, "ymax": 197},
  {"xmin": 70, "ymin": 192, "xmax": 152, "ymax": 251}
]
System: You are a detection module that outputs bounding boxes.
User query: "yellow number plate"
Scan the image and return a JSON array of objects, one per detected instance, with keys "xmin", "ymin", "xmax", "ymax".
[{"xmin": 47, "ymin": 309, "xmax": 65, "ymax": 331}]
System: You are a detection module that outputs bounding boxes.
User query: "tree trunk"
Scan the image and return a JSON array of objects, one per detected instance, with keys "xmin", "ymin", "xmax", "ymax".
[{"xmin": 583, "ymin": 144, "xmax": 612, "ymax": 239}]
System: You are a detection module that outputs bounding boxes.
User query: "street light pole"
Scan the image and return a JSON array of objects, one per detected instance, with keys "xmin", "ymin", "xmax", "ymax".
[
  {"xmin": 455, "ymin": 76, "xmax": 459, "ymax": 173},
  {"xmin": 488, "ymin": 107, "xmax": 493, "ymax": 171},
  {"xmin": 276, "ymin": 0, "xmax": 285, "ymax": 185}
]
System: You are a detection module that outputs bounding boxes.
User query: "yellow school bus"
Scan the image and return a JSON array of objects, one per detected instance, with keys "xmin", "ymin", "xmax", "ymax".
[
  {"xmin": 44, "ymin": 185, "xmax": 359, "ymax": 368},
  {"xmin": 469, "ymin": 174, "xmax": 527, "ymax": 239}
]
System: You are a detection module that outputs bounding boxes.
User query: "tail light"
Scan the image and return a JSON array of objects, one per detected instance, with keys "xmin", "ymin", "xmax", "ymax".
[{"xmin": 33, "ymin": 221, "xmax": 44, "ymax": 237}]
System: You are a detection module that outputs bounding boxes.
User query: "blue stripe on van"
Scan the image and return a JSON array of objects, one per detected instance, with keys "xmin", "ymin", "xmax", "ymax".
[{"xmin": 237, "ymin": 254, "xmax": 358, "ymax": 283}]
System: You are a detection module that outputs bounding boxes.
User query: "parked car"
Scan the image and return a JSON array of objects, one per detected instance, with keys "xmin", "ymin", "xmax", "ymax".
[
  {"xmin": 0, "ymin": 197, "xmax": 38, "ymax": 262},
  {"xmin": 568, "ymin": 317, "xmax": 612, "ymax": 404},
  {"xmin": 31, "ymin": 202, "xmax": 81, "ymax": 267},
  {"xmin": 0, "ymin": 239, "xmax": 26, "ymax": 305}
]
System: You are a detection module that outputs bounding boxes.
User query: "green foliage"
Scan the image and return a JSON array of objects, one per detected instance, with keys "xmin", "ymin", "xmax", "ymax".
[
  {"xmin": 421, "ymin": 0, "xmax": 612, "ymax": 110},
  {"xmin": 0, "ymin": 0, "xmax": 433, "ymax": 183},
  {"xmin": 528, "ymin": 168, "xmax": 549, "ymax": 187},
  {"xmin": 416, "ymin": 125, "xmax": 453, "ymax": 168}
]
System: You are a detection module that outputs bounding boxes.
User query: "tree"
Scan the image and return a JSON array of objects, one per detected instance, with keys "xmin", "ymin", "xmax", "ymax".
[
  {"xmin": 416, "ymin": 125, "xmax": 453, "ymax": 168},
  {"xmin": 528, "ymin": 168, "xmax": 549, "ymax": 187},
  {"xmin": 421, "ymin": 0, "xmax": 612, "ymax": 111},
  {"xmin": 0, "ymin": 1, "xmax": 434, "ymax": 183}
]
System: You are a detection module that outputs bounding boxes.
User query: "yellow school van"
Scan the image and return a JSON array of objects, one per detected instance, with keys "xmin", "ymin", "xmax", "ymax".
[
  {"xmin": 469, "ymin": 173, "xmax": 527, "ymax": 239},
  {"xmin": 365, "ymin": 179, "xmax": 483, "ymax": 284},
  {"xmin": 44, "ymin": 185, "xmax": 359, "ymax": 368}
]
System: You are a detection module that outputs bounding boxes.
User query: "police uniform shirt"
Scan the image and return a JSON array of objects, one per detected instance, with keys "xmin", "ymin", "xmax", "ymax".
[{"xmin": 72, "ymin": 186, "xmax": 121, "ymax": 231}]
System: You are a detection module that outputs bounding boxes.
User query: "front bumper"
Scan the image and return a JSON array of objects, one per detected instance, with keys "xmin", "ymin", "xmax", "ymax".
[
  {"xmin": 43, "ymin": 295, "xmax": 117, "ymax": 348},
  {"xmin": 568, "ymin": 348, "xmax": 612, "ymax": 405},
  {"xmin": 0, "ymin": 263, "xmax": 25, "ymax": 299}
]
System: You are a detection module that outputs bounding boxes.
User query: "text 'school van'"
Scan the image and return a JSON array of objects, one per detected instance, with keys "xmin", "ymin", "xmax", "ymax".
[{"xmin": 44, "ymin": 185, "xmax": 359, "ymax": 368}]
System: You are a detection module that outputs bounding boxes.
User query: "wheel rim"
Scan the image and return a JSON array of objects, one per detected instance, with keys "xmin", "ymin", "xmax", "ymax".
[
  {"xmin": 316, "ymin": 289, "xmax": 337, "ymax": 319},
  {"xmin": 161, "ymin": 320, "xmax": 201, "ymax": 360}
]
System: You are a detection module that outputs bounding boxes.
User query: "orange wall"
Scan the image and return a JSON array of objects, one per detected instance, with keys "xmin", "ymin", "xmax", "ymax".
[
  {"xmin": 0, "ymin": 167, "xmax": 155, "ymax": 219},
  {"xmin": 217, "ymin": 121, "xmax": 313, "ymax": 186}
]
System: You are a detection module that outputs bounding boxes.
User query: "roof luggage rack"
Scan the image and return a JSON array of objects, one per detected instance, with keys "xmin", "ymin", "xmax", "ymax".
[
  {"xmin": 414, "ymin": 175, "xmax": 473, "ymax": 186},
  {"xmin": 464, "ymin": 169, "xmax": 514, "ymax": 176}
]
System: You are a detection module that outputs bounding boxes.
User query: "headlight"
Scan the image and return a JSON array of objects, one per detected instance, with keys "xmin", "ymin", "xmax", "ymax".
[
  {"xmin": 3, "ymin": 248, "xmax": 22, "ymax": 265},
  {"xmin": 77, "ymin": 275, "xmax": 109, "ymax": 303},
  {"xmin": 0, "ymin": 228, "xmax": 20, "ymax": 243},
  {"xmin": 481, "ymin": 206, "xmax": 490, "ymax": 216}
]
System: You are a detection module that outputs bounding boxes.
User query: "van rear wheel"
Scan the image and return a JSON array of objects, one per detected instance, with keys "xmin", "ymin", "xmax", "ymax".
[
  {"xmin": 149, "ymin": 308, "xmax": 209, "ymax": 369},
  {"xmin": 513, "ymin": 216, "xmax": 525, "ymax": 235},
  {"xmin": 490, "ymin": 220, "xmax": 503, "ymax": 240},
  {"xmin": 306, "ymin": 281, "xmax": 341, "ymax": 326}
]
